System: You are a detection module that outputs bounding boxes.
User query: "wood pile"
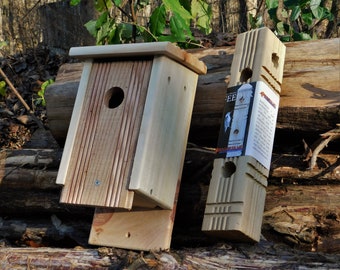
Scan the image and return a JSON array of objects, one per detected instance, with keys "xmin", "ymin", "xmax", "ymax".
[{"xmin": 0, "ymin": 38, "xmax": 339, "ymax": 269}]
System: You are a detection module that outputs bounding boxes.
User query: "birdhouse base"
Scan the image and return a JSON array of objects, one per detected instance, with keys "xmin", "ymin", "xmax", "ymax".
[{"xmin": 89, "ymin": 207, "xmax": 176, "ymax": 251}]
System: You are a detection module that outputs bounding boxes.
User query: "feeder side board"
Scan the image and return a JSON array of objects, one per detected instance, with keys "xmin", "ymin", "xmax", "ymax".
[
  {"xmin": 229, "ymin": 27, "xmax": 286, "ymax": 92},
  {"xmin": 202, "ymin": 28, "xmax": 286, "ymax": 242},
  {"xmin": 202, "ymin": 156, "xmax": 268, "ymax": 242}
]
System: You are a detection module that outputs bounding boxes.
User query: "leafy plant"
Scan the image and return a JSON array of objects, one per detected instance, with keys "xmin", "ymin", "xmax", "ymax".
[
  {"xmin": 71, "ymin": 0, "xmax": 212, "ymax": 48},
  {"xmin": 35, "ymin": 79, "xmax": 54, "ymax": 106},
  {"xmin": 0, "ymin": 81, "xmax": 6, "ymax": 97},
  {"xmin": 264, "ymin": 0, "xmax": 334, "ymax": 41}
]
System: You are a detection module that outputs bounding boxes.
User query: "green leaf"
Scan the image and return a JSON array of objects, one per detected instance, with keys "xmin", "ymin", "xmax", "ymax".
[
  {"xmin": 298, "ymin": 0, "xmax": 310, "ymax": 9},
  {"xmin": 249, "ymin": 14, "xmax": 263, "ymax": 29},
  {"xmin": 113, "ymin": 0, "xmax": 122, "ymax": 6},
  {"xmin": 150, "ymin": 5, "xmax": 167, "ymax": 36},
  {"xmin": 292, "ymin": 32, "xmax": 312, "ymax": 41},
  {"xmin": 310, "ymin": 0, "xmax": 322, "ymax": 9},
  {"xmin": 266, "ymin": 0, "xmax": 278, "ymax": 9},
  {"xmin": 84, "ymin": 20, "xmax": 98, "ymax": 37},
  {"xmin": 137, "ymin": 25, "xmax": 157, "ymax": 42},
  {"xmin": 0, "ymin": 81, "xmax": 6, "ymax": 97},
  {"xmin": 281, "ymin": 8, "xmax": 289, "ymax": 19},
  {"xmin": 169, "ymin": 14, "xmax": 193, "ymax": 42},
  {"xmin": 290, "ymin": 6, "xmax": 301, "ymax": 21},
  {"xmin": 70, "ymin": 0, "xmax": 81, "ymax": 6},
  {"xmin": 95, "ymin": 0, "xmax": 112, "ymax": 12},
  {"xmin": 157, "ymin": 35, "xmax": 178, "ymax": 43},
  {"xmin": 276, "ymin": 22, "xmax": 293, "ymax": 41},
  {"xmin": 310, "ymin": 0, "xmax": 325, "ymax": 19},
  {"xmin": 323, "ymin": 9, "xmax": 334, "ymax": 21},
  {"xmin": 96, "ymin": 11, "xmax": 109, "ymax": 28},
  {"xmin": 311, "ymin": 6, "xmax": 325, "ymax": 19},
  {"xmin": 37, "ymin": 79, "xmax": 54, "ymax": 107},
  {"xmin": 301, "ymin": 12, "xmax": 313, "ymax": 26},
  {"xmin": 162, "ymin": 0, "xmax": 192, "ymax": 21},
  {"xmin": 276, "ymin": 21, "xmax": 286, "ymax": 36},
  {"xmin": 115, "ymin": 23, "xmax": 133, "ymax": 43},
  {"xmin": 191, "ymin": 0, "xmax": 212, "ymax": 35}
]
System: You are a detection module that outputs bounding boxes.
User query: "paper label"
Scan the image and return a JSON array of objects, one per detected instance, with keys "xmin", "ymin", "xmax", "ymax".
[{"xmin": 216, "ymin": 81, "xmax": 280, "ymax": 169}]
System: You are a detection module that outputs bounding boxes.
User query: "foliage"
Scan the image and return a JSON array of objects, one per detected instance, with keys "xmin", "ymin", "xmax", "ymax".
[
  {"xmin": 251, "ymin": 0, "xmax": 334, "ymax": 41},
  {"xmin": 70, "ymin": 0, "xmax": 212, "ymax": 48},
  {"xmin": 0, "ymin": 81, "xmax": 6, "ymax": 97},
  {"xmin": 35, "ymin": 79, "xmax": 54, "ymax": 107}
]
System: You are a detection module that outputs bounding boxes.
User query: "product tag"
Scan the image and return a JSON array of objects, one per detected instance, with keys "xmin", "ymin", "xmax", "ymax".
[{"xmin": 216, "ymin": 81, "xmax": 280, "ymax": 169}]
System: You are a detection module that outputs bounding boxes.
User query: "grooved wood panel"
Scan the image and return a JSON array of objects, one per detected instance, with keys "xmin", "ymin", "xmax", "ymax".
[
  {"xmin": 202, "ymin": 28, "xmax": 286, "ymax": 242},
  {"xmin": 59, "ymin": 59, "xmax": 153, "ymax": 208},
  {"xmin": 229, "ymin": 27, "xmax": 286, "ymax": 92},
  {"xmin": 202, "ymin": 156, "xmax": 268, "ymax": 242}
]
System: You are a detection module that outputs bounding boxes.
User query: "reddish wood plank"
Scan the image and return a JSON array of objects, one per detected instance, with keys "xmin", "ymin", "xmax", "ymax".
[{"xmin": 59, "ymin": 60, "xmax": 153, "ymax": 208}]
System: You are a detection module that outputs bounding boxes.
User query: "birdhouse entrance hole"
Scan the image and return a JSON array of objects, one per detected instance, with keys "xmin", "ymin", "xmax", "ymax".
[
  {"xmin": 105, "ymin": 87, "xmax": 124, "ymax": 109},
  {"xmin": 222, "ymin": 161, "xmax": 236, "ymax": 178},
  {"xmin": 240, "ymin": 67, "xmax": 253, "ymax": 83}
]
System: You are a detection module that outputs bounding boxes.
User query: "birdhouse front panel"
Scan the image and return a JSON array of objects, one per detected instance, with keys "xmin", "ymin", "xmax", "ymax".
[{"xmin": 59, "ymin": 59, "xmax": 153, "ymax": 209}]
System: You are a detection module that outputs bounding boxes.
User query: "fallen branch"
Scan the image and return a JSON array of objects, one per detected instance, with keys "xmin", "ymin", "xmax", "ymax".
[
  {"xmin": 0, "ymin": 67, "xmax": 45, "ymax": 129},
  {"xmin": 303, "ymin": 124, "xmax": 340, "ymax": 170}
]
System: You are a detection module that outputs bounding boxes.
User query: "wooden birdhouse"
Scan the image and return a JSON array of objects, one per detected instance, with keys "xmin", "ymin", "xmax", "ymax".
[
  {"xmin": 202, "ymin": 28, "xmax": 286, "ymax": 242},
  {"xmin": 56, "ymin": 42, "xmax": 206, "ymax": 250}
]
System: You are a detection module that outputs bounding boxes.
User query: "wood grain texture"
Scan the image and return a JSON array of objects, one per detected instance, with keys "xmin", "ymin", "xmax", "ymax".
[
  {"xmin": 89, "ymin": 207, "xmax": 175, "ymax": 251},
  {"xmin": 128, "ymin": 56, "xmax": 199, "ymax": 209},
  {"xmin": 69, "ymin": 42, "xmax": 207, "ymax": 75},
  {"xmin": 229, "ymin": 27, "xmax": 286, "ymax": 92},
  {"xmin": 59, "ymin": 60, "xmax": 153, "ymax": 208},
  {"xmin": 280, "ymin": 38, "xmax": 340, "ymax": 108}
]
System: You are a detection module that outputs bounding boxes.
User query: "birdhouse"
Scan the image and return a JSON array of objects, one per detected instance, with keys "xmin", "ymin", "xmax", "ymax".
[
  {"xmin": 202, "ymin": 28, "xmax": 286, "ymax": 242},
  {"xmin": 55, "ymin": 42, "xmax": 206, "ymax": 250}
]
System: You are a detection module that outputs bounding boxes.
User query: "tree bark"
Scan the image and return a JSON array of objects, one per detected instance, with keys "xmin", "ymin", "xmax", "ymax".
[{"xmin": 0, "ymin": 243, "xmax": 339, "ymax": 270}]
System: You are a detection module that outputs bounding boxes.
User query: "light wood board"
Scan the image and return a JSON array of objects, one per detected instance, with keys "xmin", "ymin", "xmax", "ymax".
[
  {"xmin": 229, "ymin": 27, "xmax": 286, "ymax": 92},
  {"xmin": 58, "ymin": 59, "xmax": 153, "ymax": 208},
  {"xmin": 128, "ymin": 56, "xmax": 199, "ymax": 209},
  {"xmin": 89, "ymin": 207, "xmax": 175, "ymax": 251},
  {"xmin": 69, "ymin": 42, "xmax": 207, "ymax": 75}
]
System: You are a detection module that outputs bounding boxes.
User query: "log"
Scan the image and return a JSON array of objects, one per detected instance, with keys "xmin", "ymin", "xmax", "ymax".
[
  {"xmin": 0, "ymin": 243, "xmax": 339, "ymax": 269},
  {"xmin": 0, "ymin": 247, "xmax": 113, "ymax": 269},
  {"xmin": 2, "ymin": 147, "xmax": 340, "ymax": 252},
  {"xmin": 0, "ymin": 149, "xmax": 61, "ymax": 189},
  {"xmin": 0, "ymin": 215, "xmax": 92, "ymax": 247},
  {"xmin": 264, "ymin": 184, "xmax": 340, "ymax": 253},
  {"xmin": 45, "ymin": 38, "xmax": 340, "ymax": 145}
]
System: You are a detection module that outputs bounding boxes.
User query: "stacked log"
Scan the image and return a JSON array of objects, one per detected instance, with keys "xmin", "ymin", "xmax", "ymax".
[{"xmin": 0, "ymin": 38, "xmax": 339, "ymax": 268}]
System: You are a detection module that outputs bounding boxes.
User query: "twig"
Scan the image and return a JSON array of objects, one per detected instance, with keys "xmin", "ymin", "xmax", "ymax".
[
  {"xmin": 0, "ymin": 67, "xmax": 45, "ymax": 129},
  {"xmin": 305, "ymin": 124, "xmax": 340, "ymax": 170}
]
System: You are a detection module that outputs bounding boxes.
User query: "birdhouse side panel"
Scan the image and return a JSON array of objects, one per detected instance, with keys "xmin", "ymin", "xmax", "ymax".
[{"xmin": 129, "ymin": 56, "xmax": 199, "ymax": 209}]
